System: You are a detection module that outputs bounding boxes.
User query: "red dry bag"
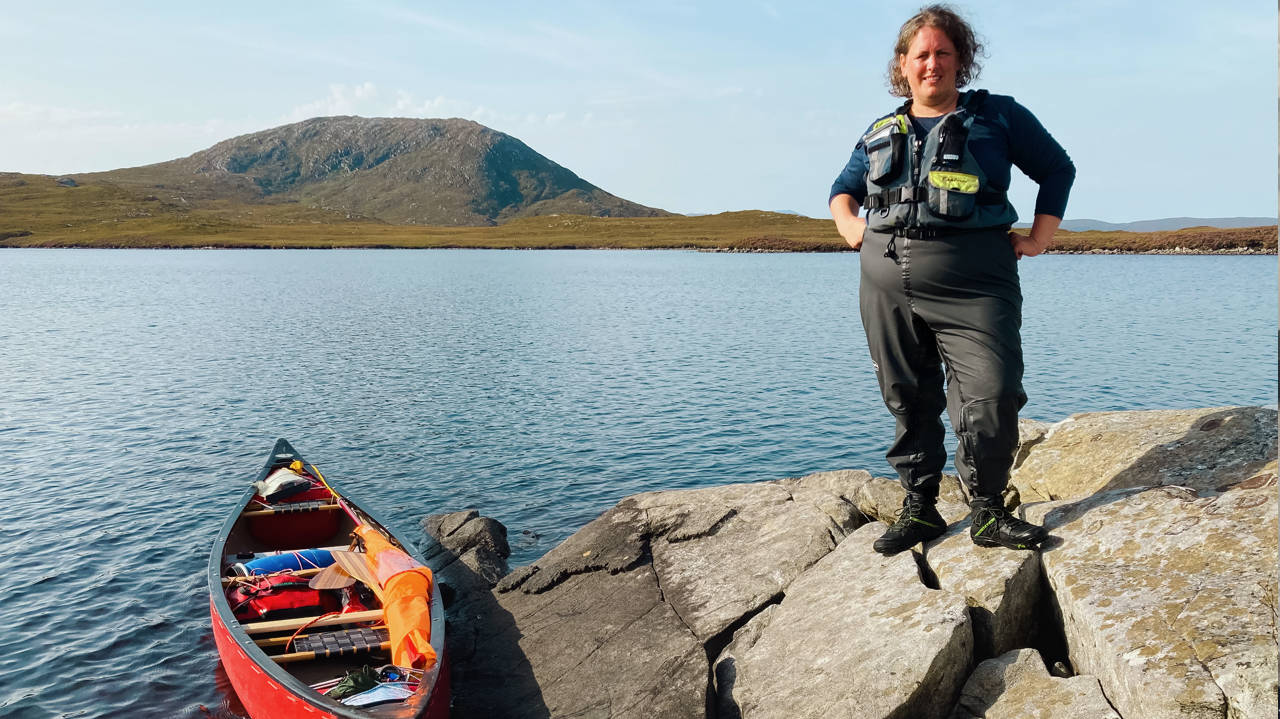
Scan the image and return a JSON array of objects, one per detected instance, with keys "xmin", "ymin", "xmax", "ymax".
[{"xmin": 227, "ymin": 574, "xmax": 339, "ymax": 621}]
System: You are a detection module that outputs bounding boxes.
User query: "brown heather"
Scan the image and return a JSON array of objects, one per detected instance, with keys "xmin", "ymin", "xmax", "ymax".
[{"xmin": 0, "ymin": 171, "xmax": 1272, "ymax": 253}]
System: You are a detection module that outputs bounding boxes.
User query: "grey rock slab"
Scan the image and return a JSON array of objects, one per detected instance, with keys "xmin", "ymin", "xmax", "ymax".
[
  {"xmin": 422, "ymin": 508, "xmax": 480, "ymax": 540},
  {"xmin": 716, "ymin": 523, "xmax": 973, "ymax": 719},
  {"xmin": 1013, "ymin": 418, "xmax": 1050, "ymax": 471},
  {"xmin": 1011, "ymin": 406, "xmax": 1276, "ymax": 501},
  {"xmin": 448, "ymin": 516, "xmax": 510, "ymax": 557},
  {"xmin": 1023, "ymin": 471, "xmax": 1279, "ymax": 719},
  {"xmin": 923, "ymin": 523, "xmax": 1041, "ymax": 658},
  {"xmin": 498, "ymin": 498, "xmax": 648, "ymax": 595},
  {"xmin": 856, "ymin": 475, "xmax": 908, "ymax": 522},
  {"xmin": 454, "ymin": 543, "xmax": 509, "ymax": 587},
  {"xmin": 778, "ymin": 469, "xmax": 874, "ymax": 503},
  {"xmin": 713, "ymin": 604, "xmax": 778, "ymax": 719},
  {"xmin": 421, "ymin": 510, "xmax": 511, "ymax": 588},
  {"xmin": 650, "ymin": 495, "xmax": 840, "ymax": 642},
  {"xmin": 858, "ymin": 474, "xmax": 973, "ymax": 524},
  {"xmin": 453, "ymin": 562, "xmax": 706, "ymax": 719},
  {"xmin": 948, "ymin": 648, "xmax": 1120, "ymax": 719},
  {"xmin": 640, "ymin": 478, "xmax": 866, "ymax": 642}
]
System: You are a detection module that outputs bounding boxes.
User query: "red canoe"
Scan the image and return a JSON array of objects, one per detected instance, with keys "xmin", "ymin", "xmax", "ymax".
[{"xmin": 208, "ymin": 439, "xmax": 449, "ymax": 718}]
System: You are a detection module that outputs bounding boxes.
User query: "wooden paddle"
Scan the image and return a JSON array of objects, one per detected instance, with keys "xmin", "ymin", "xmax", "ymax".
[
  {"xmin": 331, "ymin": 549, "xmax": 384, "ymax": 602},
  {"xmin": 307, "ymin": 562, "xmax": 357, "ymax": 590}
]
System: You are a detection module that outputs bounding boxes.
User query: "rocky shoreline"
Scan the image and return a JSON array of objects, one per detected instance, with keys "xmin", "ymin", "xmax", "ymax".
[{"xmin": 420, "ymin": 406, "xmax": 1278, "ymax": 719}]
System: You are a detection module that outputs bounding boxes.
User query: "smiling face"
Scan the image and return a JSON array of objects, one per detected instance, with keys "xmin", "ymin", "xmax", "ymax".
[{"xmin": 897, "ymin": 25, "xmax": 959, "ymax": 113}]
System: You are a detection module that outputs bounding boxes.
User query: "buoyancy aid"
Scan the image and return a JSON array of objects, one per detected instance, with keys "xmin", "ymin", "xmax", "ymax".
[{"xmin": 862, "ymin": 89, "xmax": 1017, "ymax": 234}]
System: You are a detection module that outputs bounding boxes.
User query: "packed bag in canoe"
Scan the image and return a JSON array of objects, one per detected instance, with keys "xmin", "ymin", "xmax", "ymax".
[
  {"xmin": 227, "ymin": 573, "xmax": 340, "ymax": 621},
  {"xmin": 254, "ymin": 463, "xmax": 333, "ymax": 504},
  {"xmin": 231, "ymin": 548, "xmax": 336, "ymax": 576}
]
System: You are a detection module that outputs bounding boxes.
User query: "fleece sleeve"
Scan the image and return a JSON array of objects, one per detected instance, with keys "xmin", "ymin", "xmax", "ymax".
[
  {"xmin": 1006, "ymin": 100, "xmax": 1075, "ymax": 218},
  {"xmin": 828, "ymin": 138, "xmax": 871, "ymax": 205}
]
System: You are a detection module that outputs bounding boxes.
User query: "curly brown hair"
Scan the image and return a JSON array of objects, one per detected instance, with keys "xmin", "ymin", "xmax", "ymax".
[{"xmin": 887, "ymin": 4, "xmax": 984, "ymax": 98}]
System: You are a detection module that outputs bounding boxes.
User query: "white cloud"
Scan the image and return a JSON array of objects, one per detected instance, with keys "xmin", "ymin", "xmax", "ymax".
[
  {"xmin": 279, "ymin": 82, "xmax": 383, "ymax": 123},
  {"xmin": 279, "ymin": 84, "xmax": 585, "ymax": 133}
]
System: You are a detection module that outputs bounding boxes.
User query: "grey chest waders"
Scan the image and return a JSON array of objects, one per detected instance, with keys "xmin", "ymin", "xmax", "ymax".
[{"xmin": 858, "ymin": 90, "xmax": 1026, "ymax": 503}]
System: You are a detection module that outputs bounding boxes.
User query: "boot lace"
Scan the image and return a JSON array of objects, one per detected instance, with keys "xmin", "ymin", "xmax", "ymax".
[{"xmin": 890, "ymin": 495, "xmax": 928, "ymax": 529}]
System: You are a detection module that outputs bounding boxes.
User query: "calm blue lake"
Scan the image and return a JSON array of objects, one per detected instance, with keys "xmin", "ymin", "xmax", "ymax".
[{"xmin": 0, "ymin": 248, "xmax": 1274, "ymax": 717}]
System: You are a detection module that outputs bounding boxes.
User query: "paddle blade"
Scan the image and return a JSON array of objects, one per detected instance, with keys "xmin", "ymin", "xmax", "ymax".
[
  {"xmin": 308, "ymin": 563, "xmax": 356, "ymax": 590},
  {"xmin": 332, "ymin": 550, "xmax": 383, "ymax": 600}
]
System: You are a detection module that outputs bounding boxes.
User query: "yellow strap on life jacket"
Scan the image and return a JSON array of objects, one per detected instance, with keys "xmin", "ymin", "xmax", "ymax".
[{"xmin": 870, "ymin": 114, "xmax": 909, "ymax": 134}]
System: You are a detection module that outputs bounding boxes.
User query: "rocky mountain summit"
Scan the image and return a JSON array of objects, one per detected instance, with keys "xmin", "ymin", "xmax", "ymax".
[
  {"xmin": 82, "ymin": 116, "xmax": 668, "ymax": 226},
  {"xmin": 422, "ymin": 405, "xmax": 1278, "ymax": 719}
]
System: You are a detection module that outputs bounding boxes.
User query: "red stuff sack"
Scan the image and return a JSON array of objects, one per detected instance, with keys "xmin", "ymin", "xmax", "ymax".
[{"xmin": 227, "ymin": 574, "xmax": 340, "ymax": 622}]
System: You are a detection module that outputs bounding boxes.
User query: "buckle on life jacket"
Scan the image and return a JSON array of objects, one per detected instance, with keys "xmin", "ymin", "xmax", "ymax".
[
  {"xmin": 865, "ymin": 186, "xmax": 925, "ymax": 210},
  {"xmin": 893, "ymin": 227, "xmax": 938, "ymax": 240}
]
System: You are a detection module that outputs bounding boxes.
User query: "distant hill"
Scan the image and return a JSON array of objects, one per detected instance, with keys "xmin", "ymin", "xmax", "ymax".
[
  {"xmin": 1016, "ymin": 217, "xmax": 1275, "ymax": 232},
  {"xmin": 75, "ymin": 116, "xmax": 669, "ymax": 226}
]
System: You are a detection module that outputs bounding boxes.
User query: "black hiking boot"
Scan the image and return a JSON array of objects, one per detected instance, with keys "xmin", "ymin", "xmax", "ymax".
[
  {"xmin": 873, "ymin": 493, "xmax": 947, "ymax": 555},
  {"xmin": 969, "ymin": 503, "xmax": 1049, "ymax": 550}
]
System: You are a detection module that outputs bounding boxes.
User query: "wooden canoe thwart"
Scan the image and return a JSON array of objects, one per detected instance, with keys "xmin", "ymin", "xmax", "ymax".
[
  {"xmin": 207, "ymin": 438, "xmax": 448, "ymax": 719},
  {"xmin": 241, "ymin": 503, "xmax": 343, "ymax": 518},
  {"xmin": 241, "ymin": 609, "xmax": 386, "ymax": 636}
]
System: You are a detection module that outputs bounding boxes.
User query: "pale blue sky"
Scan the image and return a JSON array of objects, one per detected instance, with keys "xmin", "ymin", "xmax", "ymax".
[{"xmin": 3, "ymin": 1, "xmax": 1275, "ymax": 221}]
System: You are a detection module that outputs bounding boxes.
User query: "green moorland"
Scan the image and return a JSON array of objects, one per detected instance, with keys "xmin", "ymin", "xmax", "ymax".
[{"xmin": 1, "ymin": 173, "xmax": 1274, "ymax": 253}]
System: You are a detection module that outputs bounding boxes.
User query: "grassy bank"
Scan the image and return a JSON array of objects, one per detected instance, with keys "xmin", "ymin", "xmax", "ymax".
[{"xmin": 1, "ymin": 173, "xmax": 1274, "ymax": 253}]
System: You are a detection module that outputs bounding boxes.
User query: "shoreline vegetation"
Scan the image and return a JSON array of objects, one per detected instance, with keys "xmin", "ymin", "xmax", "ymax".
[{"xmin": 1, "ymin": 173, "xmax": 1274, "ymax": 253}]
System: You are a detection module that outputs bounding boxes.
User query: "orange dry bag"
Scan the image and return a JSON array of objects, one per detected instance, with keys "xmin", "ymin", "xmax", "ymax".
[{"xmin": 353, "ymin": 525, "xmax": 437, "ymax": 670}]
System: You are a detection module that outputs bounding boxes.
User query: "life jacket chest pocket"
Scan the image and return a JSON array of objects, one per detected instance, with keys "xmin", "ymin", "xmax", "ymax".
[
  {"xmin": 926, "ymin": 170, "xmax": 979, "ymax": 220},
  {"xmin": 865, "ymin": 116, "xmax": 907, "ymax": 184}
]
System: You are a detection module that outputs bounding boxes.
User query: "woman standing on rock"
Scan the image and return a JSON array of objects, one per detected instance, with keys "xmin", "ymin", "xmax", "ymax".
[{"xmin": 828, "ymin": 5, "xmax": 1074, "ymax": 554}]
